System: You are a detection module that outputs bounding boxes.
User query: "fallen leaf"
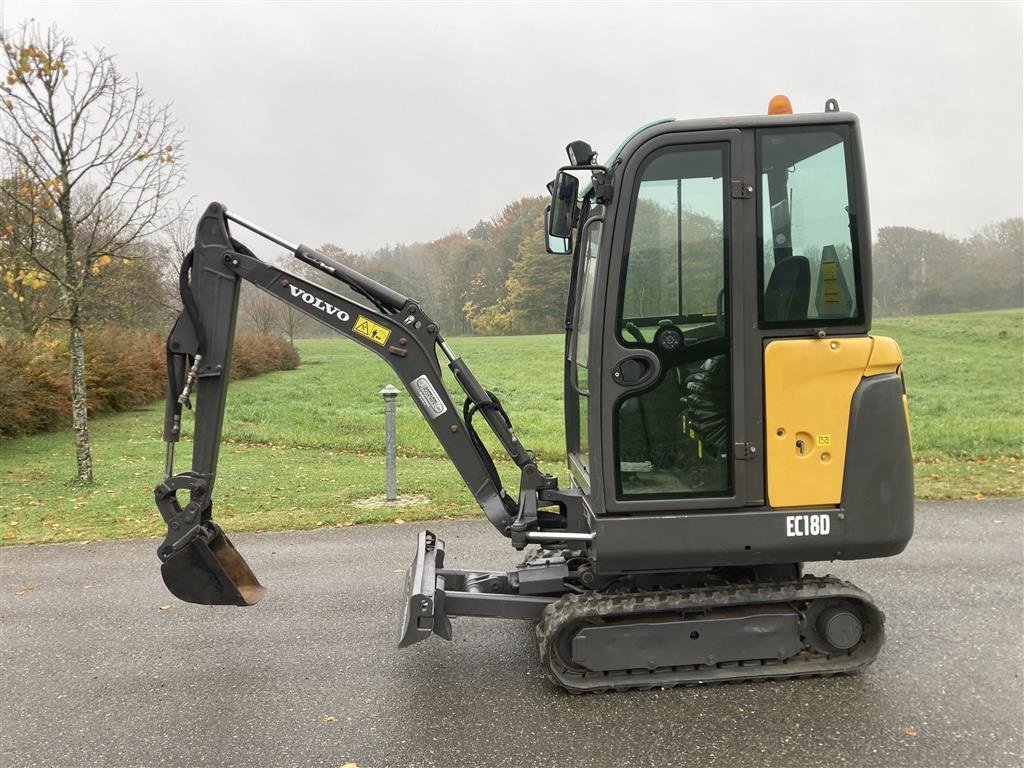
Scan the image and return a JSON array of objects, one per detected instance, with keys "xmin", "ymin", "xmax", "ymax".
[
  {"xmin": 323, "ymin": 715, "xmax": 337, "ymax": 722},
  {"xmin": 15, "ymin": 583, "xmax": 36, "ymax": 596},
  {"xmin": 3, "ymin": 533, "xmax": 14, "ymax": 540},
  {"xmin": 900, "ymin": 725, "xmax": 917, "ymax": 737},
  {"xmin": 393, "ymin": 518, "xmax": 405, "ymax": 525},
  {"xmin": 974, "ymin": 493, "xmax": 986, "ymax": 500}
]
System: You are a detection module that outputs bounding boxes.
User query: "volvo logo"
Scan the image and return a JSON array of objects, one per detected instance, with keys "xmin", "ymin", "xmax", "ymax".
[{"xmin": 287, "ymin": 285, "xmax": 349, "ymax": 321}]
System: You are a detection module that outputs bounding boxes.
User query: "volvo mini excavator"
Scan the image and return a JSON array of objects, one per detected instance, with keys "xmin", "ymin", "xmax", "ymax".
[{"xmin": 155, "ymin": 97, "xmax": 914, "ymax": 692}]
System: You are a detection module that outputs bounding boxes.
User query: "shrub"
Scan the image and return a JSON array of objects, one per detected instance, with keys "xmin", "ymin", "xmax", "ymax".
[
  {"xmin": 0, "ymin": 336, "xmax": 70, "ymax": 437},
  {"xmin": 0, "ymin": 329, "xmax": 299, "ymax": 437},
  {"xmin": 85, "ymin": 330, "xmax": 167, "ymax": 412},
  {"xmin": 230, "ymin": 332, "xmax": 300, "ymax": 380}
]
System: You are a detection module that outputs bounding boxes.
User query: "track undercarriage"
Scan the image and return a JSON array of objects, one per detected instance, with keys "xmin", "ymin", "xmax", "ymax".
[
  {"xmin": 399, "ymin": 530, "xmax": 884, "ymax": 693},
  {"xmin": 537, "ymin": 576, "xmax": 883, "ymax": 693}
]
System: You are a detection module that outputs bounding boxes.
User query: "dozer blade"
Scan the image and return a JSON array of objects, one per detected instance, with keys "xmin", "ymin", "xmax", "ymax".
[
  {"xmin": 398, "ymin": 530, "xmax": 452, "ymax": 647},
  {"xmin": 161, "ymin": 530, "xmax": 266, "ymax": 606}
]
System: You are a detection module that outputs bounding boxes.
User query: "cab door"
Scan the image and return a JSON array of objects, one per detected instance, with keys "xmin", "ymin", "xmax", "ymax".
[{"xmin": 597, "ymin": 130, "xmax": 749, "ymax": 513}]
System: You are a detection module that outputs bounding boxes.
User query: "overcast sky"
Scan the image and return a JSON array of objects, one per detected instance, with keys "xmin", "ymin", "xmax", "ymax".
[{"xmin": 2, "ymin": 1, "xmax": 1022, "ymax": 253}]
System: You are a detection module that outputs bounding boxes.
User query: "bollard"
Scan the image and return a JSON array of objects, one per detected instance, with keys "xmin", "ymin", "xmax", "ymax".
[{"xmin": 379, "ymin": 385, "xmax": 400, "ymax": 501}]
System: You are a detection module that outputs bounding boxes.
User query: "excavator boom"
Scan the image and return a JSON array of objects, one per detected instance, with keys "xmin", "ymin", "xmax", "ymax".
[{"xmin": 157, "ymin": 202, "xmax": 587, "ymax": 609}]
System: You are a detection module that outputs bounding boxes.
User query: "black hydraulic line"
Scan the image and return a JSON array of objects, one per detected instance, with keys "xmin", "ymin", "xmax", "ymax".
[
  {"xmin": 162, "ymin": 251, "xmax": 203, "ymax": 448},
  {"xmin": 448, "ymin": 356, "xmax": 530, "ymax": 468},
  {"xmin": 171, "ymin": 238, "xmax": 260, "ymax": 412},
  {"xmin": 178, "ymin": 250, "xmax": 205, "ymax": 356},
  {"xmin": 176, "ymin": 238, "xmax": 256, "ymax": 357}
]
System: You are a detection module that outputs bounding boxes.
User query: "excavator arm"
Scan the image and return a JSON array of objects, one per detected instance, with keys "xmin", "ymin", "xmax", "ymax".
[{"xmin": 156, "ymin": 203, "xmax": 588, "ymax": 630}]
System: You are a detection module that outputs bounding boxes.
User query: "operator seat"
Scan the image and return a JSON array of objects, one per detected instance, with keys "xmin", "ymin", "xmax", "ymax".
[
  {"xmin": 764, "ymin": 255, "xmax": 810, "ymax": 322},
  {"xmin": 683, "ymin": 355, "xmax": 729, "ymax": 453},
  {"xmin": 618, "ymin": 372, "xmax": 686, "ymax": 469}
]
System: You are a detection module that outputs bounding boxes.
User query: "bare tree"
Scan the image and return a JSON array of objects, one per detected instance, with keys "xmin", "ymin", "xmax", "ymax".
[
  {"xmin": 1, "ymin": 23, "xmax": 185, "ymax": 483},
  {"xmin": 279, "ymin": 303, "xmax": 309, "ymax": 343},
  {"xmin": 162, "ymin": 202, "xmax": 195, "ymax": 270},
  {"xmin": 240, "ymin": 286, "xmax": 279, "ymax": 335}
]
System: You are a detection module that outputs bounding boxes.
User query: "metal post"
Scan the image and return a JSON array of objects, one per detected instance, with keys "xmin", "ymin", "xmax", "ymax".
[{"xmin": 379, "ymin": 385, "xmax": 400, "ymax": 501}]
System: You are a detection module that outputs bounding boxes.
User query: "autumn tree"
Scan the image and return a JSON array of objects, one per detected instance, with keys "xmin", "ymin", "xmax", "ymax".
[
  {"xmin": 0, "ymin": 165, "xmax": 62, "ymax": 335},
  {"xmin": 471, "ymin": 200, "xmax": 572, "ymax": 335},
  {"xmin": 465, "ymin": 197, "xmax": 557, "ymax": 334},
  {"xmin": 421, "ymin": 233, "xmax": 485, "ymax": 335},
  {"xmin": 1, "ymin": 23, "xmax": 185, "ymax": 482}
]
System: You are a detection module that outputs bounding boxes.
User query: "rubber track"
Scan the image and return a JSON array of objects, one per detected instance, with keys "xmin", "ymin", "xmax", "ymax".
[{"xmin": 536, "ymin": 576, "xmax": 885, "ymax": 694}]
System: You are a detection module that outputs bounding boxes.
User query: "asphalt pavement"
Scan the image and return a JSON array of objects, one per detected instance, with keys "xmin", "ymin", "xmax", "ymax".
[{"xmin": 1, "ymin": 499, "xmax": 1021, "ymax": 768}]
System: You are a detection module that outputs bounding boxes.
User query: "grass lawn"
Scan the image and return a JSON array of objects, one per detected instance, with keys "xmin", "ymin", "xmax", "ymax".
[
  {"xmin": 1, "ymin": 309, "xmax": 1021, "ymax": 545},
  {"xmin": 874, "ymin": 310, "xmax": 1023, "ymax": 499}
]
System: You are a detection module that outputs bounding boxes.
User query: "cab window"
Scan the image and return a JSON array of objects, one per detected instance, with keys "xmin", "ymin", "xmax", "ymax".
[
  {"xmin": 572, "ymin": 205, "xmax": 603, "ymax": 468},
  {"xmin": 757, "ymin": 126, "xmax": 862, "ymax": 325},
  {"xmin": 619, "ymin": 146, "xmax": 727, "ymax": 343}
]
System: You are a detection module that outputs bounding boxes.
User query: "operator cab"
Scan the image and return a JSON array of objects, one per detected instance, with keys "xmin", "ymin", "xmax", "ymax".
[{"xmin": 549, "ymin": 97, "xmax": 870, "ymax": 516}]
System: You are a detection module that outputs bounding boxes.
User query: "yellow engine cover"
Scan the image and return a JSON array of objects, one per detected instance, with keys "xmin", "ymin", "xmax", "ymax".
[{"xmin": 764, "ymin": 336, "xmax": 902, "ymax": 508}]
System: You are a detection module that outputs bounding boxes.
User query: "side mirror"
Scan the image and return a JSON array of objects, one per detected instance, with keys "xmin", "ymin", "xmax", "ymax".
[
  {"xmin": 544, "ymin": 205, "xmax": 571, "ymax": 255},
  {"xmin": 548, "ymin": 171, "xmax": 579, "ymax": 239},
  {"xmin": 566, "ymin": 140, "xmax": 597, "ymax": 166}
]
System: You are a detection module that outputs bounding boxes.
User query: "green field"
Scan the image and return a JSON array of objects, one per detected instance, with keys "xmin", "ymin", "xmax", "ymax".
[{"xmin": 1, "ymin": 310, "xmax": 1021, "ymax": 545}]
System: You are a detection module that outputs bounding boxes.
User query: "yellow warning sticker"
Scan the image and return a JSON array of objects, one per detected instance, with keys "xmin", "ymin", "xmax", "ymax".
[
  {"xmin": 817, "ymin": 434, "xmax": 832, "ymax": 446},
  {"xmin": 821, "ymin": 261, "xmax": 841, "ymax": 304},
  {"xmin": 353, "ymin": 315, "xmax": 391, "ymax": 346}
]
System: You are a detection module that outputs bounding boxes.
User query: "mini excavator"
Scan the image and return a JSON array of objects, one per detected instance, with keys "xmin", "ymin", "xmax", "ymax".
[{"xmin": 156, "ymin": 97, "xmax": 914, "ymax": 692}]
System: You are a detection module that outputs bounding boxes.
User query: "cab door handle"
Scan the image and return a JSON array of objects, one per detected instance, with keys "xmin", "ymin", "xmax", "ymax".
[{"xmin": 613, "ymin": 356, "xmax": 654, "ymax": 386}]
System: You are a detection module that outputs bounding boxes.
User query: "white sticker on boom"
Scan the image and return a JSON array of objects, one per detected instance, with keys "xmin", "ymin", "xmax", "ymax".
[{"xmin": 411, "ymin": 375, "xmax": 448, "ymax": 419}]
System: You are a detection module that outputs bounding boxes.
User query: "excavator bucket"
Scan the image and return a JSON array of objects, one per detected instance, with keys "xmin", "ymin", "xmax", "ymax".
[{"xmin": 160, "ymin": 530, "xmax": 266, "ymax": 606}]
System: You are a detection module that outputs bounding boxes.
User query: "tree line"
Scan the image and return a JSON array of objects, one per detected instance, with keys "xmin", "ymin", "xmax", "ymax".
[
  {"xmin": 279, "ymin": 212, "xmax": 1021, "ymax": 339},
  {"xmin": 873, "ymin": 219, "xmax": 1022, "ymax": 316}
]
